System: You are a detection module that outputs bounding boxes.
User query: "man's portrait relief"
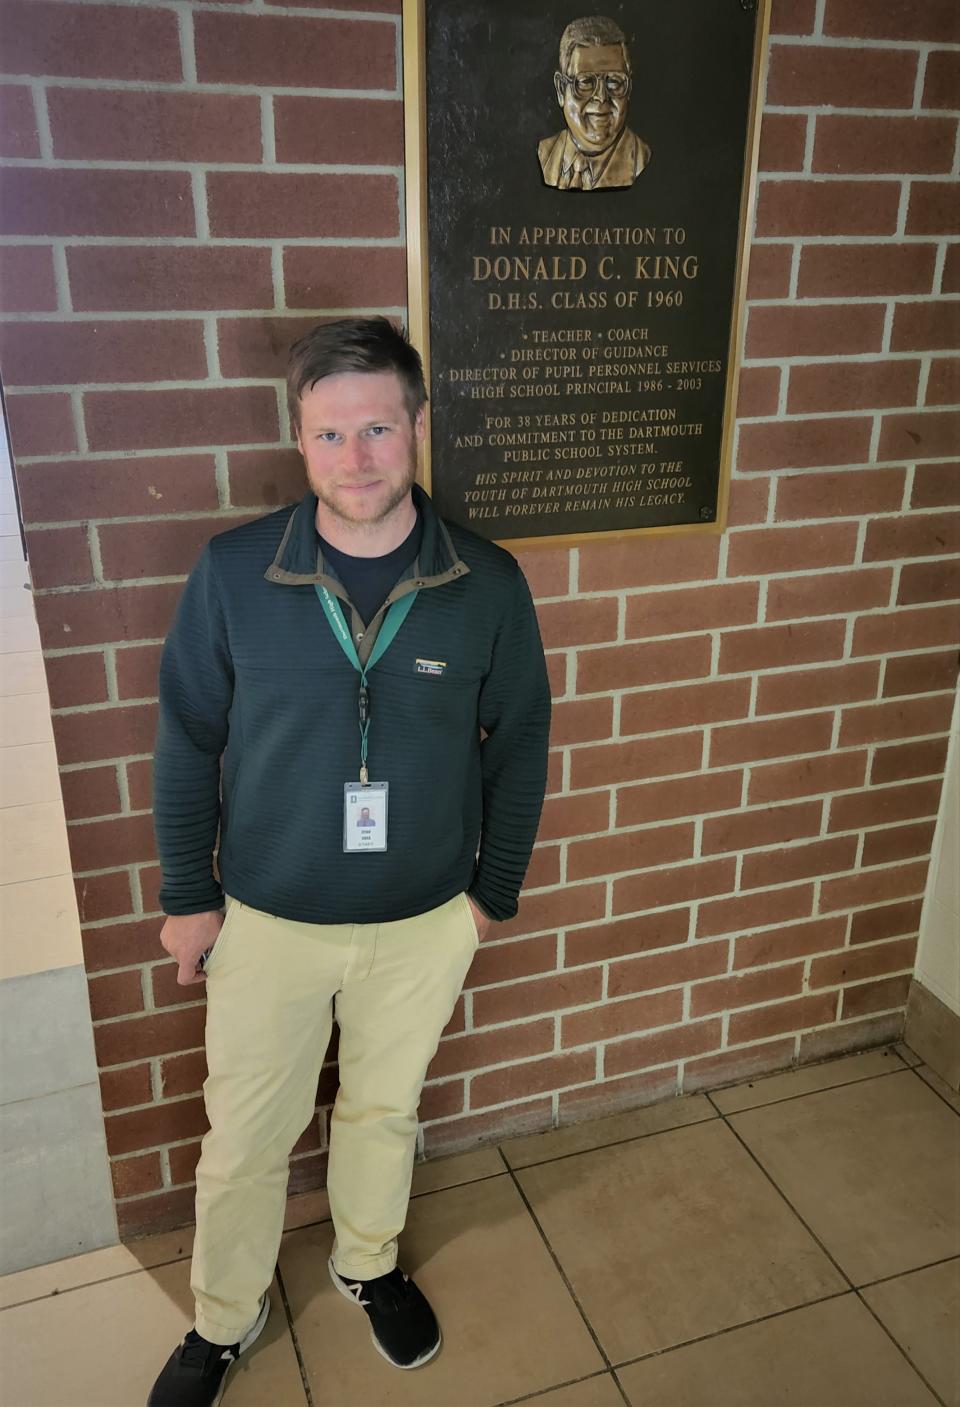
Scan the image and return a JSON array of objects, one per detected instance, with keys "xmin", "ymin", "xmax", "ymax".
[{"xmin": 538, "ymin": 15, "xmax": 652, "ymax": 191}]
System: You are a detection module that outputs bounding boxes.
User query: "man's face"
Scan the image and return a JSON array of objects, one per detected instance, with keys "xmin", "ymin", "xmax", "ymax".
[
  {"xmin": 555, "ymin": 43, "xmax": 631, "ymax": 156},
  {"xmin": 296, "ymin": 369, "xmax": 424, "ymax": 530}
]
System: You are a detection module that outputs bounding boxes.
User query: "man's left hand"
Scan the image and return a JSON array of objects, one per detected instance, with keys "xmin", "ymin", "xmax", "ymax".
[{"xmin": 467, "ymin": 895, "xmax": 493, "ymax": 943}]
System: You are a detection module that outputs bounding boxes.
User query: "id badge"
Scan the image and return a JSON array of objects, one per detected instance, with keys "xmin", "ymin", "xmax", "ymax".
[{"xmin": 343, "ymin": 781, "xmax": 388, "ymax": 852}]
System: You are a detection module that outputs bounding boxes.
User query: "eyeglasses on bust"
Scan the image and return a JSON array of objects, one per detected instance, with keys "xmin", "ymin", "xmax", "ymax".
[{"xmin": 558, "ymin": 71, "xmax": 631, "ymax": 100}]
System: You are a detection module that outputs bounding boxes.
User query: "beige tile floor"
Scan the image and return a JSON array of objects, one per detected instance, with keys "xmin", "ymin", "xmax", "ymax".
[{"xmin": 1, "ymin": 1040, "xmax": 958, "ymax": 1407}]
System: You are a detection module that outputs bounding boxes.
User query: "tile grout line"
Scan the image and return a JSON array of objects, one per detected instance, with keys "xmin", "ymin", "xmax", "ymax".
[
  {"xmin": 492, "ymin": 1368, "xmax": 621, "ymax": 1407},
  {"xmin": 274, "ymin": 1262, "xmax": 315, "ymax": 1407}
]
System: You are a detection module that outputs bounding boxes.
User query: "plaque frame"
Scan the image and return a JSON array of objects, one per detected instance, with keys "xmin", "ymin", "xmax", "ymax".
[{"xmin": 402, "ymin": 0, "xmax": 772, "ymax": 548}]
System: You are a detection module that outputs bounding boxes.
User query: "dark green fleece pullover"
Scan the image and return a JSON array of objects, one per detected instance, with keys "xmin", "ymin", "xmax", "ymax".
[{"xmin": 153, "ymin": 484, "xmax": 551, "ymax": 924}]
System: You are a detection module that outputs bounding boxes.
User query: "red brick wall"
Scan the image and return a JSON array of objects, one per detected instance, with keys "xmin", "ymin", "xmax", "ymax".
[{"xmin": 0, "ymin": 0, "xmax": 957, "ymax": 1237}]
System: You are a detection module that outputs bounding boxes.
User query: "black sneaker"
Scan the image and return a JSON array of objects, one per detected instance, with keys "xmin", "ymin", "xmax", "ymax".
[
  {"xmin": 329, "ymin": 1257, "xmax": 442, "ymax": 1369},
  {"xmin": 146, "ymin": 1294, "xmax": 269, "ymax": 1407}
]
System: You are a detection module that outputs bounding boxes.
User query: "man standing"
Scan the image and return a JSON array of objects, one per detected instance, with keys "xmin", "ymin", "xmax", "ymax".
[{"xmin": 147, "ymin": 318, "xmax": 551, "ymax": 1406}]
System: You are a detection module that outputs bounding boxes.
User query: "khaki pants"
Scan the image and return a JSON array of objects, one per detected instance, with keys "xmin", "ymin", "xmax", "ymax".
[{"xmin": 190, "ymin": 890, "xmax": 480, "ymax": 1344}]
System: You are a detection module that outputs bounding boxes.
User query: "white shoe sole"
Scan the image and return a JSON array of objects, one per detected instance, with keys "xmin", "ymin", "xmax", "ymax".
[
  {"xmin": 211, "ymin": 1294, "xmax": 270, "ymax": 1407},
  {"xmin": 327, "ymin": 1256, "xmax": 442, "ymax": 1370}
]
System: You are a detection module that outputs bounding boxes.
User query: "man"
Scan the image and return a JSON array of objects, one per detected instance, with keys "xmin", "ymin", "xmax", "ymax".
[
  {"xmin": 357, "ymin": 806, "xmax": 375, "ymax": 827},
  {"xmin": 538, "ymin": 15, "xmax": 652, "ymax": 191},
  {"xmin": 147, "ymin": 318, "xmax": 551, "ymax": 1406}
]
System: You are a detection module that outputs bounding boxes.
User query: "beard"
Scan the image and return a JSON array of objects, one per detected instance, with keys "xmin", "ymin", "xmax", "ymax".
[{"xmin": 312, "ymin": 452, "xmax": 417, "ymax": 532}]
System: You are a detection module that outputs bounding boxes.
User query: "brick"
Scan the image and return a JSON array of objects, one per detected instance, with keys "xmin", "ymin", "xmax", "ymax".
[
  {"xmin": 898, "ymin": 558, "xmax": 960, "ymax": 606},
  {"xmin": 702, "ymin": 800, "xmax": 823, "ymax": 856},
  {"xmin": 94, "ymin": 1006, "xmax": 206, "ymax": 1067},
  {"xmin": 745, "ymin": 244, "xmax": 793, "ymax": 301},
  {"xmin": 728, "ymin": 992, "xmax": 838, "ymax": 1044},
  {"xmin": 764, "ymin": 45, "xmax": 918, "ymax": 108},
  {"xmin": 0, "ymin": 85, "xmax": 39, "ymax": 158},
  {"xmin": 616, "ymin": 771, "xmax": 743, "ymax": 829},
  {"xmin": 115, "ymin": 1187, "xmax": 196, "ymax": 1239},
  {"xmin": 167, "ymin": 1142, "xmax": 202, "ymax": 1188},
  {"xmin": 567, "ymin": 823, "xmax": 694, "ymax": 882},
  {"xmin": 604, "ymin": 1018, "xmax": 722, "ymax": 1078},
  {"xmin": 98, "ymin": 518, "xmax": 230, "ymax": 583},
  {"xmin": 105, "ymin": 1097, "xmax": 207, "ymax": 1158},
  {"xmin": 524, "ymin": 845, "xmax": 561, "ymax": 892},
  {"xmin": 734, "ymin": 916, "xmax": 847, "ymax": 970},
  {"xmin": 0, "ymin": 246, "xmax": 57, "ymax": 313},
  {"xmin": 53, "ymin": 701, "xmax": 157, "ymax": 766},
  {"xmin": 684, "ymin": 1038, "xmax": 798, "ymax": 1093},
  {"xmin": 84, "ymin": 388, "xmax": 279, "ymax": 453},
  {"xmin": 194, "ymin": 12, "xmax": 396, "ymax": 88},
  {"xmin": 498, "ymin": 884, "xmax": 606, "ymax": 940},
  {"xmin": 923, "ymin": 50, "xmax": 960, "ymax": 109},
  {"xmin": 811, "ymin": 936, "xmax": 919, "ymax": 993},
  {"xmin": 737, "ymin": 367, "xmax": 782, "ymax": 419},
  {"xmin": 536, "ymin": 598, "xmax": 618, "ymax": 650},
  {"xmin": 37, "ymin": 583, "xmax": 179, "ymax": 654},
  {"xmin": 59, "ymin": 765, "xmax": 122, "ymax": 822},
  {"xmin": 267, "ymin": 0, "xmax": 400, "ymax": 10},
  {"xmin": 764, "ymin": 569, "xmax": 893, "ymax": 622},
  {"xmin": 68, "ymin": 246, "xmax": 274, "ymax": 314},
  {"xmin": 620, "ymin": 679, "xmax": 751, "ymax": 736},
  {"xmin": 508, "ymin": 548, "xmax": 570, "ymax": 602},
  {"xmin": 283, "ymin": 246, "xmax": 407, "ymax": 313},
  {"xmin": 0, "ymin": 2, "xmax": 181, "ymax": 81},
  {"xmin": 151, "ymin": 962, "xmax": 208, "ymax": 1011},
  {"xmin": 926, "ymin": 358, "xmax": 960, "ymax": 408},
  {"xmin": 819, "ymin": 860, "xmax": 929, "ymax": 912},
  {"xmin": 718, "ymin": 620, "xmax": 846, "ymax": 675},
  {"xmin": 613, "ymin": 858, "xmax": 737, "ymax": 915},
  {"xmin": 943, "ymin": 248, "xmax": 960, "ymax": 295},
  {"xmin": 625, "ymin": 582, "xmax": 758, "ymax": 639},
  {"xmin": 275, "ymin": 96, "xmax": 403, "ymax": 165},
  {"xmin": 561, "ymin": 988, "xmax": 682, "ymax": 1048},
  {"xmin": 5, "ymin": 393, "xmax": 76, "ymax": 457},
  {"xmin": 726, "ymin": 522, "xmax": 860, "ymax": 575},
  {"xmin": 112, "ymin": 1153, "xmax": 163, "ymax": 1200},
  {"xmin": 747, "ymin": 305, "xmax": 885, "ymax": 360},
  {"xmin": 882, "ymin": 652, "xmax": 958, "ymax": 700},
  {"xmin": 697, "ymin": 883, "xmax": 815, "ymax": 939},
  {"xmin": 690, "ymin": 964, "xmax": 805, "ymax": 1019},
  {"xmin": 829, "ymin": 778, "xmax": 943, "ymax": 832},
  {"xmin": 99, "ymin": 1063, "xmax": 152, "ymax": 1113},
  {"xmin": 421, "ymin": 1101, "xmax": 553, "ymax": 1156},
  {"xmin": 564, "ymin": 908, "xmax": 689, "ymax": 967},
  {"xmin": 44, "ymin": 651, "xmax": 109, "ymax": 709},
  {"xmin": 787, "ymin": 361, "xmax": 920, "ymax": 416},
  {"xmin": 771, "ymin": 0, "xmax": 817, "ymax": 32},
  {"xmin": 609, "ymin": 940, "xmax": 728, "ymax": 999},
  {"xmin": 473, "ymin": 968, "xmax": 602, "ymax": 1027},
  {"xmin": 160, "ymin": 1049, "xmax": 207, "ymax": 1099},
  {"xmin": 17, "ymin": 455, "xmax": 219, "ymax": 525},
  {"xmin": 813, "ymin": 116, "xmax": 957, "ymax": 175},
  {"xmin": 557, "ymin": 1065, "xmax": 680, "ymax": 1120},
  {"xmin": 207, "ymin": 173, "xmax": 398, "ymax": 240},
  {"xmin": 579, "ymin": 535, "xmax": 719, "ymax": 592},
  {"xmin": 742, "ymin": 836, "xmax": 858, "ymax": 890},
  {"xmin": 0, "ymin": 169, "xmax": 193, "ymax": 239},
  {"xmin": 227, "ymin": 449, "xmax": 305, "ymax": 510},
  {"xmin": 88, "ymin": 969, "xmax": 144, "ymax": 1022},
  {"xmin": 467, "ymin": 933, "xmax": 558, "ymax": 990},
  {"xmin": 797, "ymin": 244, "xmax": 938, "ymax": 299},
  {"xmin": 862, "ymin": 820, "xmax": 937, "ymax": 867},
  {"xmin": 823, "ymin": 0, "xmax": 960, "ymax": 42},
  {"xmin": 537, "ymin": 792, "xmax": 608, "ymax": 844},
  {"xmin": 75, "ymin": 871, "xmax": 133, "ymax": 925},
  {"xmin": 906, "ymin": 183, "xmax": 960, "ymax": 236},
  {"xmin": 548, "ymin": 697, "xmax": 613, "ymax": 746},
  {"xmin": 67, "ymin": 813, "xmax": 157, "ymax": 871},
  {"xmin": 427, "ymin": 1019, "xmax": 554, "ymax": 1081},
  {"xmin": 570, "ymin": 732, "xmax": 704, "ymax": 792},
  {"xmin": 849, "ymin": 898, "xmax": 923, "ymax": 945},
  {"xmin": 755, "ymin": 180, "xmax": 901, "ymax": 238},
  {"xmin": 0, "ymin": 320, "xmax": 206, "ymax": 389},
  {"xmin": 759, "ymin": 113, "xmax": 807, "ymax": 171},
  {"xmin": 217, "ymin": 316, "xmax": 321, "ymax": 381},
  {"xmin": 911, "ymin": 464, "xmax": 960, "ymax": 510},
  {"xmin": 852, "ymin": 603, "xmax": 959, "ymax": 655},
  {"xmin": 127, "ymin": 760, "xmax": 153, "ymax": 812},
  {"xmin": 890, "ymin": 303, "xmax": 960, "ymax": 353},
  {"xmin": 748, "ymin": 750, "xmax": 868, "ymax": 805},
  {"xmin": 576, "ymin": 636, "xmax": 711, "ymax": 694},
  {"xmin": 775, "ymin": 468, "xmax": 906, "ymax": 521},
  {"xmin": 842, "ymin": 974, "xmax": 911, "ymax": 1020},
  {"xmin": 710, "ymin": 713, "xmax": 834, "ymax": 767},
  {"xmin": 48, "ymin": 89, "xmax": 262, "ymax": 163},
  {"xmin": 839, "ymin": 693, "xmax": 955, "ymax": 746},
  {"xmin": 756, "ymin": 661, "xmax": 881, "ymax": 714},
  {"xmin": 738, "ymin": 416, "xmax": 875, "ymax": 474},
  {"xmin": 727, "ymin": 477, "xmax": 771, "ymax": 528},
  {"xmin": 25, "ymin": 526, "xmax": 92, "ymax": 589}
]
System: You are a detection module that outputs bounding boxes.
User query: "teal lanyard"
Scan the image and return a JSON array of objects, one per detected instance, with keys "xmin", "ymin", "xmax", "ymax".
[{"xmin": 314, "ymin": 584, "xmax": 418, "ymax": 783}]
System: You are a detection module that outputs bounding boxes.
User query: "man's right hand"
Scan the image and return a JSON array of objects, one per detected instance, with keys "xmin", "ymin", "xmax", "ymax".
[{"xmin": 160, "ymin": 910, "xmax": 225, "ymax": 986}]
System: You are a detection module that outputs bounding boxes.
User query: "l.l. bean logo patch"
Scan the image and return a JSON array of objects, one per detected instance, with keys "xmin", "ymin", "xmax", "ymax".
[{"xmin": 416, "ymin": 658, "xmax": 447, "ymax": 677}]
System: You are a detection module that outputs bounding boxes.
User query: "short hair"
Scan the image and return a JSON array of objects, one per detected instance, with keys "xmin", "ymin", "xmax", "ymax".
[
  {"xmin": 558, "ymin": 15, "xmax": 631, "ymax": 75},
  {"xmin": 287, "ymin": 316, "xmax": 428, "ymax": 428}
]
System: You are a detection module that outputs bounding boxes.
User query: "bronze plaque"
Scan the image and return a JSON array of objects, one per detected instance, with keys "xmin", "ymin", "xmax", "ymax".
[{"xmin": 404, "ymin": 0, "xmax": 770, "ymax": 544}]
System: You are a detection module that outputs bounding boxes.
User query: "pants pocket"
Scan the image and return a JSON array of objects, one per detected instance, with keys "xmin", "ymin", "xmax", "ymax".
[
  {"xmin": 459, "ymin": 891, "xmax": 481, "ymax": 950},
  {"xmin": 203, "ymin": 898, "xmax": 243, "ymax": 976}
]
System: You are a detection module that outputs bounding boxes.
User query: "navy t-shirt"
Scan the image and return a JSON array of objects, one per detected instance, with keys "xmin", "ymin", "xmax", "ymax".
[{"xmin": 318, "ymin": 508, "xmax": 423, "ymax": 625}]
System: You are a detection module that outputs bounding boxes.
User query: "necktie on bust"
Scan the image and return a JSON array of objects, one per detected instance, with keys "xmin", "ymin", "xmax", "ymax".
[{"xmin": 560, "ymin": 154, "xmax": 589, "ymax": 190}]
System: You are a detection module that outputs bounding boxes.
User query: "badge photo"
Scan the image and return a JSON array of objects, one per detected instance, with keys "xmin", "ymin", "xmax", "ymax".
[{"xmin": 343, "ymin": 782, "xmax": 389, "ymax": 853}]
